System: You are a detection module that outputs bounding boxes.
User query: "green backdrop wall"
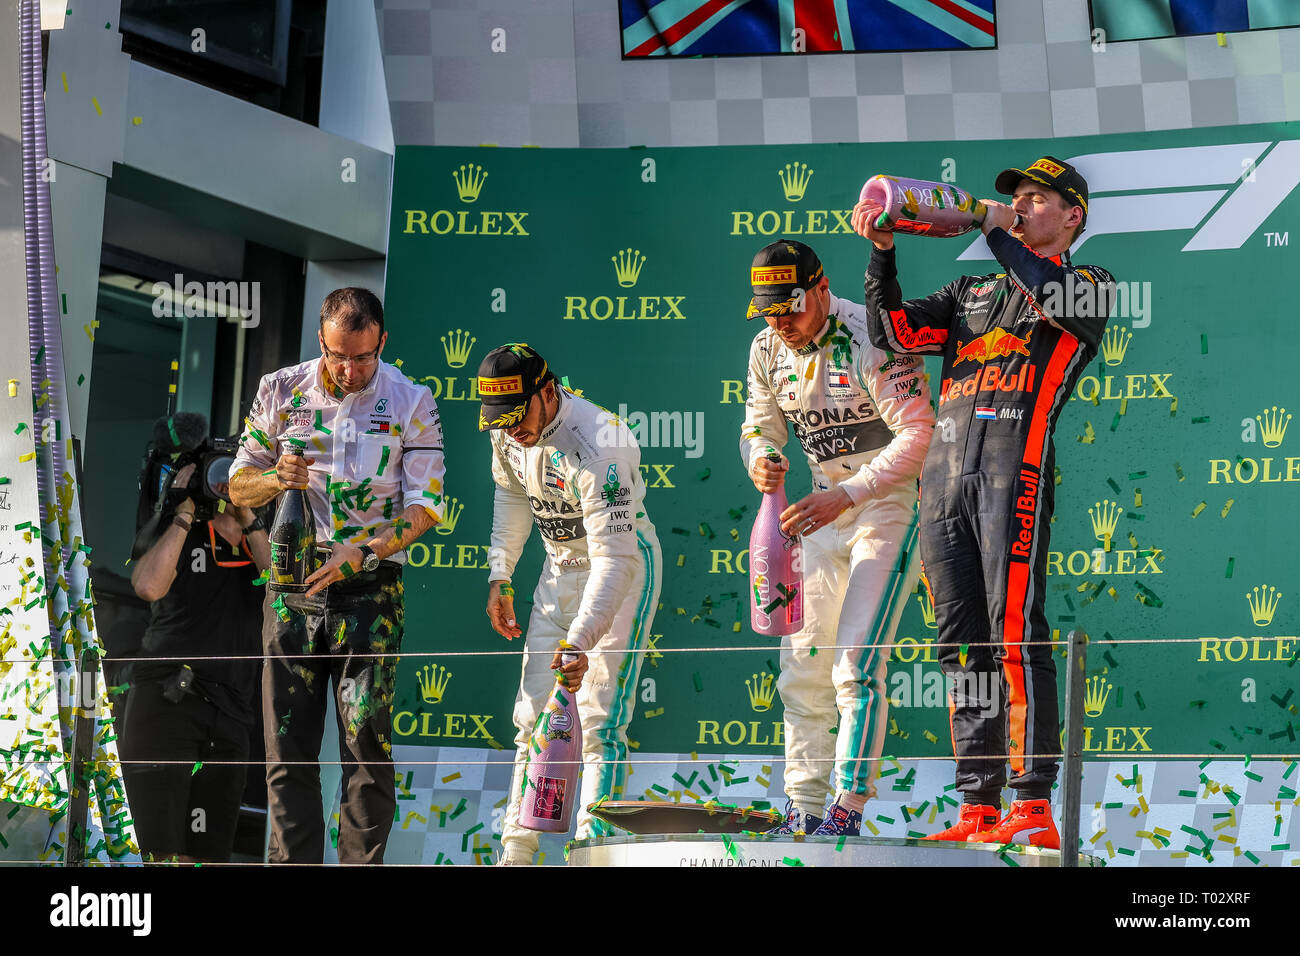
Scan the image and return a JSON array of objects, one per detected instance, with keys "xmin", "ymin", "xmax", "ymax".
[{"xmin": 380, "ymin": 123, "xmax": 1298, "ymax": 769}]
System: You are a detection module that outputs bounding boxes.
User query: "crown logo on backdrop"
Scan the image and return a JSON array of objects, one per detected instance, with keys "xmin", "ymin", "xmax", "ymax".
[
  {"xmin": 1089, "ymin": 499, "xmax": 1120, "ymax": 548},
  {"xmin": 453, "ymin": 164, "xmax": 488, "ymax": 203},
  {"xmin": 441, "ymin": 329, "xmax": 476, "ymax": 369},
  {"xmin": 917, "ymin": 576, "xmax": 936, "ymax": 629},
  {"xmin": 1083, "ymin": 676, "xmax": 1112, "ymax": 718},
  {"xmin": 778, "ymin": 162, "xmax": 813, "ymax": 202},
  {"xmin": 1246, "ymin": 585, "xmax": 1281, "ymax": 627},
  {"xmin": 747, "ymin": 672, "xmax": 776, "ymax": 712},
  {"xmin": 417, "ymin": 664, "xmax": 452, "ymax": 704},
  {"xmin": 1100, "ymin": 325, "xmax": 1131, "ymax": 367},
  {"xmin": 611, "ymin": 248, "xmax": 646, "ymax": 288},
  {"xmin": 1257, "ymin": 406, "xmax": 1291, "ymax": 448},
  {"xmin": 436, "ymin": 497, "xmax": 464, "ymax": 536}
]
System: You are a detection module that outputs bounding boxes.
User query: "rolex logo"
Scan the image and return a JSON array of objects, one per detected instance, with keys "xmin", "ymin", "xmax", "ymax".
[
  {"xmin": 436, "ymin": 496, "xmax": 464, "ymax": 536},
  {"xmin": 1089, "ymin": 499, "xmax": 1120, "ymax": 547},
  {"xmin": 611, "ymin": 248, "xmax": 646, "ymax": 288},
  {"xmin": 916, "ymin": 576, "xmax": 936, "ymax": 629},
  {"xmin": 746, "ymin": 672, "xmax": 777, "ymax": 712},
  {"xmin": 453, "ymin": 163, "xmax": 488, "ymax": 203},
  {"xmin": 441, "ymin": 329, "xmax": 476, "ymax": 369},
  {"xmin": 417, "ymin": 663, "xmax": 452, "ymax": 704},
  {"xmin": 1100, "ymin": 325, "xmax": 1131, "ymax": 367},
  {"xmin": 1246, "ymin": 584, "xmax": 1281, "ymax": 627},
  {"xmin": 1083, "ymin": 676, "xmax": 1111, "ymax": 718},
  {"xmin": 778, "ymin": 162, "xmax": 813, "ymax": 202},
  {"xmin": 1257, "ymin": 406, "xmax": 1291, "ymax": 448}
]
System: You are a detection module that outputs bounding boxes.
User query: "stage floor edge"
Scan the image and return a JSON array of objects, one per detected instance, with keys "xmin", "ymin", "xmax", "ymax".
[{"xmin": 567, "ymin": 834, "xmax": 1099, "ymax": 867}]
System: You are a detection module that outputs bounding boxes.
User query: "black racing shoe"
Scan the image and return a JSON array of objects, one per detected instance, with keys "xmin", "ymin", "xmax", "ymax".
[{"xmin": 765, "ymin": 799, "xmax": 822, "ymax": 835}]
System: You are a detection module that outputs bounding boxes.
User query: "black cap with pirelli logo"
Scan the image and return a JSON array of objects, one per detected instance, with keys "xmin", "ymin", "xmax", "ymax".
[
  {"xmin": 746, "ymin": 239, "xmax": 824, "ymax": 321},
  {"xmin": 994, "ymin": 156, "xmax": 1090, "ymax": 227},
  {"xmin": 476, "ymin": 343, "xmax": 554, "ymax": 431}
]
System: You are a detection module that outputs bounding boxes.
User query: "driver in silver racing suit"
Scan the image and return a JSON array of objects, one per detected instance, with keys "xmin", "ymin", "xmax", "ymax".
[{"xmin": 740, "ymin": 239, "xmax": 934, "ymax": 836}]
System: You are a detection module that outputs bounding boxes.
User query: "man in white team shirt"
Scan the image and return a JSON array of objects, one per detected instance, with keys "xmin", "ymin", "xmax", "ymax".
[
  {"xmin": 479, "ymin": 344, "xmax": 661, "ymax": 865},
  {"xmin": 740, "ymin": 240, "xmax": 934, "ymax": 836},
  {"xmin": 230, "ymin": 287, "xmax": 445, "ymax": 864}
]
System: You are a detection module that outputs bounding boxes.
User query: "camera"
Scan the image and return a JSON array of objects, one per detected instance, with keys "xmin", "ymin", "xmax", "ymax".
[
  {"xmin": 132, "ymin": 412, "xmax": 242, "ymax": 557},
  {"xmin": 153, "ymin": 437, "xmax": 240, "ymax": 521}
]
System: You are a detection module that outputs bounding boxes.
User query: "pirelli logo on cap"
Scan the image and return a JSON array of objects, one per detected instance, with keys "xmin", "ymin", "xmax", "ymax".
[
  {"xmin": 1028, "ymin": 158, "xmax": 1065, "ymax": 177},
  {"xmin": 479, "ymin": 375, "xmax": 523, "ymax": 395},
  {"xmin": 752, "ymin": 265, "xmax": 797, "ymax": 286}
]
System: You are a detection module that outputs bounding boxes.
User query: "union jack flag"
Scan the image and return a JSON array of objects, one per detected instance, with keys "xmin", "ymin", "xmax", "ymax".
[{"xmin": 620, "ymin": 0, "xmax": 996, "ymax": 57}]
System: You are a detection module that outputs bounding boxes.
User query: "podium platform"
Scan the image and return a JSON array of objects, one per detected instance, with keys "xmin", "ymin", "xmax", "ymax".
[{"xmin": 568, "ymin": 834, "xmax": 1099, "ymax": 867}]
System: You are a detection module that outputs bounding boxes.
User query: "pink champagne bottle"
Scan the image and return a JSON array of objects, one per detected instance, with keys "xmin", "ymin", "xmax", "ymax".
[
  {"xmin": 750, "ymin": 454, "xmax": 804, "ymax": 636},
  {"xmin": 859, "ymin": 174, "xmax": 994, "ymax": 238},
  {"xmin": 519, "ymin": 653, "xmax": 583, "ymax": 833}
]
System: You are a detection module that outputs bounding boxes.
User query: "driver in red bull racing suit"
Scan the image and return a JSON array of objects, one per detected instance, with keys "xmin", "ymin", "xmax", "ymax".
[{"xmin": 855, "ymin": 157, "xmax": 1115, "ymax": 849}]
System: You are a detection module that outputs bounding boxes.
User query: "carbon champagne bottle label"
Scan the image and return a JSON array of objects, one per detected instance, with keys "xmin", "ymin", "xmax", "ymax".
[
  {"xmin": 749, "ymin": 453, "xmax": 804, "ymax": 637},
  {"xmin": 859, "ymin": 174, "xmax": 990, "ymax": 238}
]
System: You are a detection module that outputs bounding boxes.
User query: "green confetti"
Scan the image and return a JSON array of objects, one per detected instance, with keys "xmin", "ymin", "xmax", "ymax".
[
  {"xmin": 1200, "ymin": 333, "xmax": 1208, "ymax": 354},
  {"xmin": 1225, "ymin": 557, "xmax": 1234, "ymax": 578}
]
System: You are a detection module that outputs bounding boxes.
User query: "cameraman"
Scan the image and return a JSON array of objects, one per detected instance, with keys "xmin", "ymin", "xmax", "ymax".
[{"xmin": 120, "ymin": 416, "xmax": 270, "ymax": 864}]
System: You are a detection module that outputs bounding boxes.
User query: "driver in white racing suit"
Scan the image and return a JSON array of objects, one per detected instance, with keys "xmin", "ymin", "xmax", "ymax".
[
  {"xmin": 479, "ymin": 344, "xmax": 661, "ymax": 865},
  {"xmin": 740, "ymin": 240, "xmax": 934, "ymax": 836}
]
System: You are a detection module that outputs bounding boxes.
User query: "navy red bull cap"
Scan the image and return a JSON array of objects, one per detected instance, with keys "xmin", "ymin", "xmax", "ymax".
[{"xmin": 995, "ymin": 156, "xmax": 1089, "ymax": 227}]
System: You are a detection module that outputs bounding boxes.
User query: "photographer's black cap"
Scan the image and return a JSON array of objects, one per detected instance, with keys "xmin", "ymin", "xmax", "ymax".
[
  {"xmin": 477, "ymin": 344, "xmax": 553, "ymax": 431},
  {"xmin": 746, "ymin": 240, "xmax": 824, "ymax": 320},
  {"xmin": 995, "ymin": 156, "xmax": 1090, "ymax": 226}
]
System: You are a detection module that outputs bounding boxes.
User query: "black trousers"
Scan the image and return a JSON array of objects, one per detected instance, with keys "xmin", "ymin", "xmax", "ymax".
[
  {"xmin": 262, "ymin": 566, "xmax": 404, "ymax": 864},
  {"xmin": 119, "ymin": 681, "xmax": 250, "ymax": 862},
  {"xmin": 918, "ymin": 466, "xmax": 1060, "ymax": 800}
]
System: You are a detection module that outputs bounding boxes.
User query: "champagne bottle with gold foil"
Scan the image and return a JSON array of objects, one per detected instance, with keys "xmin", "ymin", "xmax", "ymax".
[{"xmin": 268, "ymin": 443, "xmax": 318, "ymax": 593}]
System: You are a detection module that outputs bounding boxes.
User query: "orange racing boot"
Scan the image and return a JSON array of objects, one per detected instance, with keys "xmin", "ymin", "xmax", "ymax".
[
  {"xmin": 967, "ymin": 799, "xmax": 1059, "ymax": 849},
  {"xmin": 921, "ymin": 803, "xmax": 1000, "ymax": 842}
]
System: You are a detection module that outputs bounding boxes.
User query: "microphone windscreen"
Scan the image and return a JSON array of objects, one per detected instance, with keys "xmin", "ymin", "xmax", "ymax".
[{"xmin": 152, "ymin": 412, "xmax": 208, "ymax": 454}]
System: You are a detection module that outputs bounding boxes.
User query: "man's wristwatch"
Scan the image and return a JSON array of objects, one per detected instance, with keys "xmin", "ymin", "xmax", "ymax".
[
  {"xmin": 357, "ymin": 544, "xmax": 380, "ymax": 573},
  {"xmin": 242, "ymin": 515, "xmax": 266, "ymax": 535}
]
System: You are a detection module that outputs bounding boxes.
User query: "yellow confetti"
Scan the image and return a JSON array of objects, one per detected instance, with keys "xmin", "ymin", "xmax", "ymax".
[
  {"xmin": 1221, "ymin": 498, "xmax": 1234, "ymax": 518},
  {"xmin": 1191, "ymin": 501, "xmax": 1206, "ymax": 518},
  {"xmin": 1217, "ymin": 31, "xmax": 1227, "ymax": 46},
  {"xmin": 132, "ymin": 116, "xmax": 143, "ymax": 125},
  {"xmin": 91, "ymin": 97, "xmax": 102, "ymax": 116},
  {"xmin": 60, "ymin": 72, "xmax": 67, "ymax": 92},
  {"xmin": 18, "ymin": 452, "xmax": 34, "ymax": 462},
  {"xmin": 6, "ymin": 379, "xmax": 16, "ymax": 397}
]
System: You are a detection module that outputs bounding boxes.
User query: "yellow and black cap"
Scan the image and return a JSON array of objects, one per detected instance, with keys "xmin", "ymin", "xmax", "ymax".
[
  {"xmin": 995, "ymin": 156, "xmax": 1090, "ymax": 226},
  {"xmin": 477, "ymin": 343, "xmax": 554, "ymax": 431},
  {"xmin": 746, "ymin": 240, "xmax": 824, "ymax": 320}
]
